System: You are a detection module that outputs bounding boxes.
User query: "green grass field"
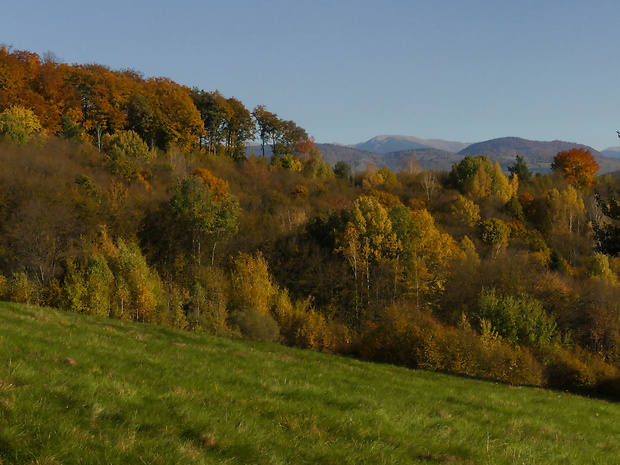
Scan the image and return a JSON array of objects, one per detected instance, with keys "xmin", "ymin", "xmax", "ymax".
[{"xmin": 0, "ymin": 302, "xmax": 618, "ymax": 464}]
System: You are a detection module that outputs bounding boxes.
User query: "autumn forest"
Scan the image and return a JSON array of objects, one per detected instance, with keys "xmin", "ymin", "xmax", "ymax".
[{"xmin": 1, "ymin": 45, "xmax": 620, "ymax": 397}]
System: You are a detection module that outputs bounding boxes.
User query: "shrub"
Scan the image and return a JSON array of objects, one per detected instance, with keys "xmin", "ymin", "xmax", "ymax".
[
  {"xmin": 0, "ymin": 274, "xmax": 7, "ymax": 299},
  {"xmin": 229, "ymin": 308, "xmax": 280, "ymax": 343},
  {"xmin": 545, "ymin": 349, "xmax": 596, "ymax": 390},
  {"xmin": 8, "ymin": 272, "xmax": 38, "ymax": 304},
  {"xmin": 359, "ymin": 302, "xmax": 544, "ymax": 386},
  {"xmin": 187, "ymin": 268, "xmax": 229, "ymax": 335},
  {"xmin": 272, "ymin": 290, "xmax": 347, "ymax": 352}
]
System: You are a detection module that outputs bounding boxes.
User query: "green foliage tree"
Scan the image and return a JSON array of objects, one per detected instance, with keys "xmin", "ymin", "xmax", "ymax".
[
  {"xmin": 252, "ymin": 105, "xmax": 280, "ymax": 158},
  {"xmin": 170, "ymin": 175, "xmax": 239, "ymax": 267},
  {"xmin": 548, "ymin": 249, "xmax": 568, "ymax": 273},
  {"xmin": 107, "ymin": 238, "xmax": 165, "ymax": 323},
  {"xmin": 63, "ymin": 257, "xmax": 113, "ymax": 316},
  {"xmin": 508, "ymin": 155, "xmax": 531, "ymax": 183},
  {"xmin": 58, "ymin": 115, "xmax": 84, "ymax": 142},
  {"xmin": 190, "ymin": 89, "xmax": 226, "ymax": 156},
  {"xmin": 126, "ymin": 91, "xmax": 157, "ymax": 148},
  {"xmin": 7, "ymin": 272, "xmax": 38, "ymax": 304},
  {"xmin": 221, "ymin": 96, "xmax": 255, "ymax": 159},
  {"xmin": 476, "ymin": 288, "xmax": 558, "ymax": 346},
  {"xmin": 450, "ymin": 155, "xmax": 492, "ymax": 190},
  {"xmin": 334, "ymin": 160, "xmax": 352, "ymax": 181}
]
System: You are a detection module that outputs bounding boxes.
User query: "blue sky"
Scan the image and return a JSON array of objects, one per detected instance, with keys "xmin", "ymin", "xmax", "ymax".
[{"xmin": 2, "ymin": 0, "xmax": 620, "ymax": 149}]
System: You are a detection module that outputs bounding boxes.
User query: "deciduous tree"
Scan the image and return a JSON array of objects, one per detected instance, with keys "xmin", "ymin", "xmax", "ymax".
[
  {"xmin": 252, "ymin": 105, "xmax": 280, "ymax": 158},
  {"xmin": 146, "ymin": 77, "xmax": 203, "ymax": 151},
  {"xmin": 221, "ymin": 96, "xmax": 255, "ymax": 160},
  {"xmin": 170, "ymin": 175, "xmax": 239, "ymax": 266},
  {"xmin": 0, "ymin": 106, "xmax": 43, "ymax": 145},
  {"xmin": 551, "ymin": 148, "xmax": 600, "ymax": 190}
]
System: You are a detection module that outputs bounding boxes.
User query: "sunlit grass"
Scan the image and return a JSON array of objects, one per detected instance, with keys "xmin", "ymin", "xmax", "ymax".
[{"xmin": 0, "ymin": 301, "xmax": 618, "ymax": 464}]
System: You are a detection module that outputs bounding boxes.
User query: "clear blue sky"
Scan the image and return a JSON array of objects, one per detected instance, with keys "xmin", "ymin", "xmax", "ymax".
[{"xmin": 2, "ymin": 0, "xmax": 620, "ymax": 149}]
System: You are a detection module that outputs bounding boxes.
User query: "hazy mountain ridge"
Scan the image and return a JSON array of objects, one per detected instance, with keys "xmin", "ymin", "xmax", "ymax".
[{"xmin": 351, "ymin": 134, "xmax": 470, "ymax": 154}]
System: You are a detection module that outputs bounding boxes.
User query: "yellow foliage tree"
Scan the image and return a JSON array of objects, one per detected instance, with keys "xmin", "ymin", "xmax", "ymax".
[
  {"xmin": 339, "ymin": 196, "xmax": 397, "ymax": 321},
  {"xmin": 391, "ymin": 206, "xmax": 457, "ymax": 306},
  {"xmin": 547, "ymin": 186, "xmax": 585, "ymax": 234},
  {"xmin": 451, "ymin": 195, "xmax": 481, "ymax": 227},
  {"xmin": 229, "ymin": 252, "xmax": 279, "ymax": 316},
  {"xmin": 0, "ymin": 105, "xmax": 43, "ymax": 145}
]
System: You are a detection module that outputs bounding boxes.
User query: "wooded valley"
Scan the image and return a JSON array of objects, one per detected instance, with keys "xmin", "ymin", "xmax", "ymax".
[{"xmin": 1, "ymin": 45, "xmax": 619, "ymax": 397}]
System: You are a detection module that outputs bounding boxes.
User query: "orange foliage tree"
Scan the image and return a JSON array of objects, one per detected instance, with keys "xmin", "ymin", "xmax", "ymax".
[
  {"xmin": 551, "ymin": 148, "xmax": 600, "ymax": 190},
  {"xmin": 192, "ymin": 168, "xmax": 230, "ymax": 201}
]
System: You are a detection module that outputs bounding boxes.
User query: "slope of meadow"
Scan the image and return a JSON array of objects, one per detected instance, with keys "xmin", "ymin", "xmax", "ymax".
[{"xmin": 0, "ymin": 302, "xmax": 618, "ymax": 464}]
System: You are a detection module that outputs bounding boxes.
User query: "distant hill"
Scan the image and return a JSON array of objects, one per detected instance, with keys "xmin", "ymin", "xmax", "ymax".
[
  {"xmin": 316, "ymin": 143, "xmax": 385, "ymax": 173},
  {"xmin": 351, "ymin": 135, "xmax": 470, "ymax": 154},
  {"xmin": 381, "ymin": 148, "xmax": 463, "ymax": 172},
  {"xmin": 602, "ymin": 147, "xmax": 620, "ymax": 159},
  {"xmin": 317, "ymin": 143, "xmax": 461, "ymax": 173},
  {"xmin": 458, "ymin": 137, "xmax": 620, "ymax": 174}
]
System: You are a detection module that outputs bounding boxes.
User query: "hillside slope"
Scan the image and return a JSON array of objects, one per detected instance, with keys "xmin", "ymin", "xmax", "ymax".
[{"xmin": 1, "ymin": 302, "xmax": 619, "ymax": 464}]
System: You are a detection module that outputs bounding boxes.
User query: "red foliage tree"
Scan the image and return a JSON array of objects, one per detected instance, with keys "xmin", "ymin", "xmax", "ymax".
[{"xmin": 551, "ymin": 148, "xmax": 600, "ymax": 190}]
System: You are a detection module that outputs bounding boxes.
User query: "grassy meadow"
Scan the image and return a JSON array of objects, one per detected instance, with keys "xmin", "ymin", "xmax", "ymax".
[{"xmin": 0, "ymin": 301, "xmax": 618, "ymax": 464}]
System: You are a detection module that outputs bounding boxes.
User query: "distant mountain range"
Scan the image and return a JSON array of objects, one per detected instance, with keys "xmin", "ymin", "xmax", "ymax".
[{"xmin": 317, "ymin": 135, "xmax": 620, "ymax": 175}]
